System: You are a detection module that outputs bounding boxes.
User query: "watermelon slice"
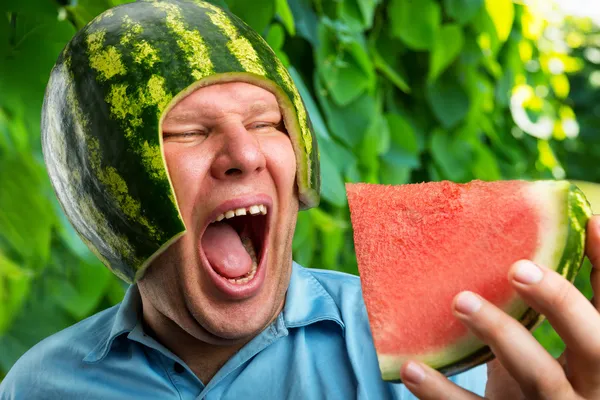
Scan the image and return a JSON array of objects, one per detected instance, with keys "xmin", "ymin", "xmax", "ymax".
[{"xmin": 346, "ymin": 180, "xmax": 591, "ymax": 381}]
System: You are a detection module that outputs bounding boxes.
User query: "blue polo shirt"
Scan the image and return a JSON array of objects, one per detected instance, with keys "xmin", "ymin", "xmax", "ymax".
[{"xmin": 0, "ymin": 262, "xmax": 487, "ymax": 399}]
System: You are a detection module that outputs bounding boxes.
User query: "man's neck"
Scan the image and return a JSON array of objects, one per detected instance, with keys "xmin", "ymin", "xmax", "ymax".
[{"xmin": 141, "ymin": 302, "xmax": 250, "ymax": 384}]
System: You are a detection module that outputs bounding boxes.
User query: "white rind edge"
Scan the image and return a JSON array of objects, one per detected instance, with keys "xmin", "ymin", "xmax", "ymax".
[
  {"xmin": 376, "ymin": 180, "xmax": 571, "ymax": 381},
  {"xmin": 526, "ymin": 180, "xmax": 570, "ymax": 276}
]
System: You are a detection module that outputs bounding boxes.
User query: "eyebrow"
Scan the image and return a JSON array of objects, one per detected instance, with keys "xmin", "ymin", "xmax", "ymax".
[
  {"xmin": 247, "ymin": 101, "xmax": 279, "ymax": 116},
  {"xmin": 163, "ymin": 101, "xmax": 280, "ymax": 124}
]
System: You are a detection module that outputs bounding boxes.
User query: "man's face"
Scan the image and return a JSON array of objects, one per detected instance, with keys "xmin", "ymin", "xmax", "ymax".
[{"xmin": 138, "ymin": 82, "xmax": 299, "ymax": 344}]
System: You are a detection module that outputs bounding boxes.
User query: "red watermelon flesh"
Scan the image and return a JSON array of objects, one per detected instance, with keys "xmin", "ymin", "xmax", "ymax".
[{"xmin": 346, "ymin": 180, "xmax": 590, "ymax": 381}]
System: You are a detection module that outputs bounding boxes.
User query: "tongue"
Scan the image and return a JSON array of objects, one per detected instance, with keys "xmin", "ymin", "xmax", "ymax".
[{"xmin": 201, "ymin": 222, "xmax": 252, "ymax": 279}]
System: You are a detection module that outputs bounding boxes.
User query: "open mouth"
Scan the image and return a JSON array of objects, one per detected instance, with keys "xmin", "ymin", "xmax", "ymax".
[{"xmin": 200, "ymin": 202, "xmax": 270, "ymax": 288}]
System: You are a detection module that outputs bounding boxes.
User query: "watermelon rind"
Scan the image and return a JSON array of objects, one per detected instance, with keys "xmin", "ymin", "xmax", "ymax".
[
  {"xmin": 41, "ymin": 0, "xmax": 320, "ymax": 283},
  {"xmin": 371, "ymin": 181, "xmax": 591, "ymax": 382}
]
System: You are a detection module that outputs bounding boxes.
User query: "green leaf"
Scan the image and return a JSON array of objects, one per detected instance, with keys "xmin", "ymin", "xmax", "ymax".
[
  {"xmin": 49, "ymin": 258, "xmax": 111, "ymax": 320},
  {"xmin": 371, "ymin": 49, "xmax": 411, "ymax": 93},
  {"xmin": 0, "ymin": 13, "xmax": 75, "ymax": 136},
  {"xmin": 533, "ymin": 319, "xmax": 564, "ymax": 358},
  {"xmin": 389, "ymin": 0, "xmax": 441, "ymax": 50},
  {"xmin": 368, "ymin": 30, "xmax": 411, "ymax": 93},
  {"xmin": 316, "ymin": 76, "xmax": 378, "ymax": 149},
  {"xmin": 0, "ymin": 156, "xmax": 55, "ymax": 266},
  {"xmin": 0, "ymin": 0, "xmax": 57, "ymax": 15},
  {"xmin": 381, "ymin": 148, "xmax": 419, "ymax": 169},
  {"xmin": 339, "ymin": 0, "xmax": 366, "ymax": 32},
  {"xmin": 471, "ymin": 142, "xmax": 501, "ymax": 181},
  {"xmin": 426, "ymin": 78, "xmax": 470, "ymax": 129},
  {"xmin": 358, "ymin": 112, "xmax": 386, "ymax": 180},
  {"xmin": 319, "ymin": 138, "xmax": 358, "ymax": 183},
  {"xmin": 483, "ymin": 0, "xmax": 514, "ymax": 43},
  {"xmin": 292, "ymin": 212, "xmax": 315, "ymax": 267},
  {"xmin": 429, "ymin": 129, "xmax": 473, "ymax": 181},
  {"xmin": 382, "ymin": 113, "xmax": 421, "ymax": 171},
  {"xmin": 380, "ymin": 163, "xmax": 411, "ymax": 185},
  {"xmin": 292, "ymin": 210, "xmax": 313, "ymax": 251},
  {"xmin": 471, "ymin": 0, "xmax": 514, "ymax": 55},
  {"xmin": 228, "ymin": 0, "xmax": 275, "ymax": 34},
  {"xmin": 0, "ymin": 334, "xmax": 30, "ymax": 375},
  {"xmin": 0, "ymin": 13, "xmax": 10, "ymax": 61},
  {"xmin": 0, "ymin": 109, "xmax": 8, "ymax": 152},
  {"xmin": 288, "ymin": 0, "xmax": 319, "ymax": 45},
  {"xmin": 1, "ymin": 278, "xmax": 74, "ymax": 366},
  {"xmin": 356, "ymin": 0, "xmax": 381, "ymax": 29},
  {"xmin": 266, "ymin": 23, "xmax": 290, "ymax": 66},
  {"xmin": 316, "ymin": 19, "xmax": 375, "ymax": 106},
  {"xmin": 105, "ymin": 276, "xmax": 127, "ymax": 305},
  {"xmin": 385, "ymin": 113, "xmax": 420, "ymax": 154},
  {"xmin": 320, "ymin": 147, "xmax": 348, "ymax": 207},
  {"xmin": 276, "ymin": 0, "xmax": 295, "ymax": 35},
  {"xmin": 428, "ymin": 24, "xmax": 464, "ymax": 83},
  {"xmin": 319, "ymin": 224, "xmax": 344, "ymax": 270},
  {"xmin": 443, "ymin": 0, "xmax": 483, "ymax": 25},
  {"xmin": 267, "ymin": 23, "xmax": 285, "ymax": 49},
  {"xmin": 308, "ymin": 208, "xmax": 348, "ymax": 232},
  {"xmin": 0, "ymin": 251, "xmax": 33, "ymax": 335}
]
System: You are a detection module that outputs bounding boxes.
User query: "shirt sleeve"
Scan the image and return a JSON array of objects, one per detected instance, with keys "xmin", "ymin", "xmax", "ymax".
[
  {"xmin": 450, "ymin": 364, "xmax": 488, "ymax": 396},
  {"xmin": 0, "ymin": 367, "xmax": 29, "ymax": 400}
]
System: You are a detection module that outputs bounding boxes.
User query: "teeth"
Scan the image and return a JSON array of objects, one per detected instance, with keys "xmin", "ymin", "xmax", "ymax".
[
  {"xmin": 249, "ymin": 205, "xmax": 260, "ymax": 215},
  {"xmin": 226, "ymin": 235, "xmax": 258, "ymax": 285},
  {"xmin": 226, "ymin": 262, "xmax": 257, "ymax": 284},
  {"xmin": 213, "ymin": 203, "xmax": 268, "ymax": 223}
]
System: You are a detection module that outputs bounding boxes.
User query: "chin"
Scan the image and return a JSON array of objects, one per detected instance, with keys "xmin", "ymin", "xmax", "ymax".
[{"xmin": 186, "ymin": 298, "xmax": 282, "ymax": 343}]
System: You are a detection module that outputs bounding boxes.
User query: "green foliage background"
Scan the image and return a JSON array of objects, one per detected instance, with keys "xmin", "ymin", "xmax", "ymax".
[{"xmin": 0, "ymin": 0, "xmax": 598, "ymax": 380}]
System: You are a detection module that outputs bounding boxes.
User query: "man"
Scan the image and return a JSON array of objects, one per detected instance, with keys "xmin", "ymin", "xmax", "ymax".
[{"xmin": 2, "ymin": 1, "xmax": 600, "ymax": 399}]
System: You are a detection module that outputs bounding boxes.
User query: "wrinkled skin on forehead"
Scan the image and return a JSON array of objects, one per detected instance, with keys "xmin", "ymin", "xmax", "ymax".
[{"xmin": 41, "ymin": 0, "xmax": 319, "ymax": 283}]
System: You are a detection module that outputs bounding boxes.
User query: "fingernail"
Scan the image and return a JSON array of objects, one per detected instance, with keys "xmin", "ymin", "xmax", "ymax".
[
  {"xmin": 455, "ymin": 291, "xmax": 482, "ymax": 314},
  {"xmin": 403, "ymin": 361, "xmax": 425, "ymax": 384},
  {"xmin": 513, "ymin": 260, "xmax": 543, "ymax": 285}
]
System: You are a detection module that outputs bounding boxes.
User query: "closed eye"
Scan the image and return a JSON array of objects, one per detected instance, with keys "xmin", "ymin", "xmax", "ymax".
[
  {"xmin": 249, "ymin": 120, "xmax": 286, "ymax": 133},
  {"xmin": 163, "ymin": 130, "xmax": 208, "ymax": 141}
]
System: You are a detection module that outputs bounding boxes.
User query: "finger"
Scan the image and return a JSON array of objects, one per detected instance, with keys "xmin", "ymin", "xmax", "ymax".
[
  {"xmin": 453, "ymin": 291, "xmax": 573, "ymax": 400},
  {"xmin": 592, "ymin": 269, "xmax": 599, "ymax": 309},
  {"xmin": 510, "ymin": 259, "xmax": 600, "ymax": 397},
  {"xmin": 587, "ymin": 215, "xmax": 600, "ymax": 311},
  {"xmin": 509, "ymin": 260, "xmax": 600, "ymax": 368},
  {"xmin": 485, "ymin": 360, "xmax": 524, "ymax": 399},
  {"xmin": 400, "ymin": 361, "xmax": 483, "ymax": 400}
]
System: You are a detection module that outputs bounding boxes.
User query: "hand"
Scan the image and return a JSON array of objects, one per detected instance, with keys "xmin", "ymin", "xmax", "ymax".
[{"xmin": 399, "ymin": 215, "xmax": 600, "ymax": 400}]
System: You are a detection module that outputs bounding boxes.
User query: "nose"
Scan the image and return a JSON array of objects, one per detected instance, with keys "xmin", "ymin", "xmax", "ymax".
[{"xmin": 210, "ymin": 123, "xmax": 266, "ymax": 180}]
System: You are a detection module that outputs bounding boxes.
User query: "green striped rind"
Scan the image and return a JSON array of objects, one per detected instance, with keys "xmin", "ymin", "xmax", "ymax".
[
  {"xmin": 381, "ymin": 183, "xmax": 591, "ymax": 382},
  {"xmin": 41, "ymin": 0, "xmax": 319, "ymax": 283}
]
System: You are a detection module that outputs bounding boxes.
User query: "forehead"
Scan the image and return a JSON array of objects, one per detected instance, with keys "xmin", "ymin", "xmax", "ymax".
[{"xmin": 164, "ymin": 82, "xmax": 280, "ymax": 121}]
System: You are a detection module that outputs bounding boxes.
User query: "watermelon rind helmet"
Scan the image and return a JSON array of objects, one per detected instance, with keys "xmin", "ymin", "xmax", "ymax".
[{"xmin": 41, "ymin": 0, "xmax": 320, "ymax": 283}]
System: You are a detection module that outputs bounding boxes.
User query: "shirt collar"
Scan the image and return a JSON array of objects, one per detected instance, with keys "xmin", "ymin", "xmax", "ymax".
[
  {"xmin": 84, "ymin": 261, "xmax": 345, "ymax": 363},
  {"xmin": 83, "ymin": 283, "xmax": 141, "ymax": 363},
  {"xmin": 282, "ymin": 262, "xmax": 345, "ymax": 332}
]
